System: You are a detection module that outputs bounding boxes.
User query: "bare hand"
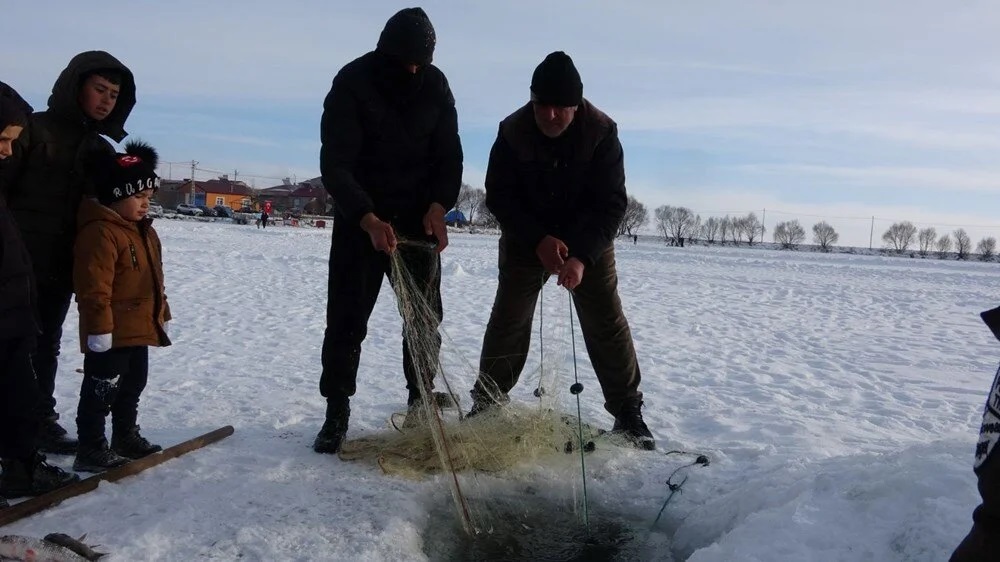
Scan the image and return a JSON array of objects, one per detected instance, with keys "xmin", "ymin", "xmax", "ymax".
[
  {"xmin": 360, "ymin": 213, "xmax": 398, "ymax": 254},
  {"xmin": 422, "ymin": 202, "xmax": 448, "ymax": 253},
  {"xmin": 536, "ymin": 235, "xmax": 568, "ymax": 274},
  {"xmin": 557, "ymin": 257, "xmax": 585, "ymax": 290}
]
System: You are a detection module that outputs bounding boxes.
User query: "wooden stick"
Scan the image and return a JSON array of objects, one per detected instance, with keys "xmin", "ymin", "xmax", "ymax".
[{"xmin": 0, "ymin": 425, "xmax": 234, "ymax": 527}]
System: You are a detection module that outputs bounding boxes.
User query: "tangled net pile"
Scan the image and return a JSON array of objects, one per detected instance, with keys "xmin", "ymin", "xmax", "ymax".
[{"xmin": 336, "ymin": 241, "xmax": 606, "ymax": 532}]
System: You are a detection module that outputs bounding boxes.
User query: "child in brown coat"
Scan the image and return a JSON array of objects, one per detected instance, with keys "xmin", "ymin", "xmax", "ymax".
[{"xmin": 72, "ymin": 140, "xmax": 172, "ymax": 472}]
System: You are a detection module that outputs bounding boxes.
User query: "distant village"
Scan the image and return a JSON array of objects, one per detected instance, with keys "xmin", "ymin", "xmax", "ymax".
[{"xmin": 156, "ymin": 176, "xmax": 330, "ymax": 217}]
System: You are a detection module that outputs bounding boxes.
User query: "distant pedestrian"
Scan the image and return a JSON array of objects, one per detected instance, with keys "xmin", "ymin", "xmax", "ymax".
[
  {"xmin": 259, "ymin": 210, "xmax": 269, "ymax": 229},
  {"xmin": 633, "ymin": 234, "xmax": 637, "ymax": 245}
]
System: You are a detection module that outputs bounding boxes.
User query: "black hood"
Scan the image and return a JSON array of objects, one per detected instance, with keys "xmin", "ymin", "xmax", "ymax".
[
  {"xmin": 376, "ymin": 7, "xmax": 436, "ymax": 66},
  {"xmin": 47, "ymin": 50, "xmax": 136, "ymax": 142},
  {"xmin": 0, "ymin": 81, "xmax": 33, "ymax": 128}
]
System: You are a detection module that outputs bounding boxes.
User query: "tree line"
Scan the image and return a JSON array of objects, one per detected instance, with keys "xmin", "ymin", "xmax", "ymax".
[{"xmin": 450, "ymin": 188, "xmax": 997, "ymax": 260}]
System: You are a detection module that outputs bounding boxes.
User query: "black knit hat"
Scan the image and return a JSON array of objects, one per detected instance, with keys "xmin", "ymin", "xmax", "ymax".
[
  {"xmin": 90, "ymin": 140, "xmax": 160, "ymax": 205},
  {"xmin": 530, "ymin": 51, "xmax": 583, "ymax": 107},
  {"xmin": 0, "ymin": 81, "xmax": 33, "ymax": 128},
  {"xmin": 376, "ymin": 7, "xmax": 436, "ymax": 66}
]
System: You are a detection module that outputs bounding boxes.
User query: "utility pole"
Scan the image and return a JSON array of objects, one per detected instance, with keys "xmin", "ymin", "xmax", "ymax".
[
  {"xmin": 761, "ymin": 208, "xmax": 766, "ymax": 243},
  {"xmin": 189, "ymin": 160, "xmax": 198, "ymax": 204},
  {"xmin": 870, "ymin": 216, "xmax": 874, "ymax": 250}
]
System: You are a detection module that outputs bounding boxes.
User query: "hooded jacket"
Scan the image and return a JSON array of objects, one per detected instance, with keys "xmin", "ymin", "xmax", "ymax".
[
  {"xmin": 0, "ymin": 81, "xmax": 38, "ymax": 341},
  {"xmin": 319, "ymin": 48, "xmax": 462, "ymax": 237},
  {"xmin": 73, "ymin": 198, "xmax": 171, "ymax": 353},
  {"xmin": 484, "ymin": 99, "xmax": 627, "ymax": 267},
  {"xmin": 3, "ymin": 51, "xmax": 136, "ymax": 292}
]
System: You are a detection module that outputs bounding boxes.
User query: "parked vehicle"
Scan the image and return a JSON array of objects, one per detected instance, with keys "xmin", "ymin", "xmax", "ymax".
[
  {"xmin": 176, "ymin": 203, "xmax": 203, "ymax": 216},
  {"xmin": 214, "ymin": 205, "xmax": 235, "ymax": 218},
  {"xmin": 196, "ymin": 205, "xmax": 217, "ymax": 217},
  {"xmin": 148, "ymin": 201, "xmax": 164, "ymax": 218}
]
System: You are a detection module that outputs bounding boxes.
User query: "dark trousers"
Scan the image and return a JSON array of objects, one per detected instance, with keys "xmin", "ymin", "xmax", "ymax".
[
  {"xmin": 76, "ymin": 346, "xmax": 149, "ymax": 445},
  {"xmin": 476, "ymin": 237, "xmax": 642, "ymax": 415},
  {"xmin": 0, "ymin": 336, "xmax": 41, "ymax": 460},
  {"xmin": 952, "ymin": 449, "xmax": 1000, "ymax": 561},
  {"xmin": 320, "ymin": 224, "xmax": 443, "ymax": 401},
  {"xmin": 32, "ymin": 284, "xmax": 73, "ymax": 419}
]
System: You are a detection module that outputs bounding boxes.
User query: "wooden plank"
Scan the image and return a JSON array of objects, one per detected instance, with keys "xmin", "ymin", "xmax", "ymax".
[{"xmin": 0, "ymin": 425, "xmax": 234, "ymax": 527}]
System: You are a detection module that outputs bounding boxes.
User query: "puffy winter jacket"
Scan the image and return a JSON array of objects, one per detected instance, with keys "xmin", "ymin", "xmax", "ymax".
[
  {"xmin": 319, "ymin": 50, "xmax": 462, "ymax": 237},
  {"xmin": 2, "ymin": 51, "xmax": 136, "ymax": 292},
  {"xmin": 73, "ymin": 198, "xmax": 171, "ymax": 353}
]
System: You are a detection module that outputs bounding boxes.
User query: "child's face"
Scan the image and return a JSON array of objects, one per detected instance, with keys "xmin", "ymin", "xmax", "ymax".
[
  {"xmin": 0, "ymin": 125, "xmax": 23, "ymax": 159},
  {"xmin": 111, "ymin": 190, "xmax": 151, "ymax": 222},
  {"xmin": 78, "ymin": 75, "xmax": 120, "ymax": 121}
]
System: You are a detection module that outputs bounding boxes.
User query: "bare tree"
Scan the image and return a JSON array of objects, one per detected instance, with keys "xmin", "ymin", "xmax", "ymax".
[
  {"xmin": 917, "ymin": 227, "xmax": 937, "ymax": 257},
  {"xmin": 467, "ymin": 188, "xmax": 487, "ymax": 224},
  {"xmin": 454, "ymin": 183, "xmax": 474, "ymax": 219},
  {"xmin": 719, "ymin": 216, "xmax": 732, "ymax": 244},
  {"xmin": 701, "ymin": 216, "xmax": 722, "ymax": 244},
  {"xmin": 812, "ymin": 221, "xmax": 839, "ymax": 251},
  {"xmin": 730, "ymin": 216, "xmax": 746, "ymax": 244},
  {"xmin": 478, "ymin": 204, "xmax": 499, "ymax": 229},
  {"xmin": 881, "ymin": 221, "xmax": 917, "ymax": 252},
  {"xmin": 977, "ymin": 237, "xmax": 997, "ymax": 261},
  {"xmin": 739, "ymin": 212, "xmax": 764, "ymax": 245},
  {"xmin": 954, "ymin": 228, "xmax": 971, "ymax": 260},
  {"xmin": 618, "ymin": 196, "xmax": 649, "ymax": 237},
  {"xmin": 772, "ymin": 220, "xmax": 806, "ymax": 249},
  {"xmin": 935, "ymin": 233, "xmax": 952, "ymax": 258},
  {"xmin": 654, "ymin": 205, "xmax": 699, "ymax": 247}
]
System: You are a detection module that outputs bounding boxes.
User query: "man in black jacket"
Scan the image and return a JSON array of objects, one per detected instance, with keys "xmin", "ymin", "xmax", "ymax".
[
  {"xmin": 468, "ymin": 51, "xmax": 655, "ymax": 450},
  {"xmin": 0, "ymin": 81, "xmax": 79, "ymax": 502},
  {"xmin": 951, "ymin": 306, "xmax": 1000, "ymax": 561},
  {"xmin": 1, "ymin": 51, "xmax": 136, "ymax": 454},
  {"xmin": 315, "ymin": 7, "xmax": 463, "ymax": 453}
]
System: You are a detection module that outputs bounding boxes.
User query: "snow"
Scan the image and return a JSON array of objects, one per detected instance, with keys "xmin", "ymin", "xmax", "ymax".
[{"xmin": 4, "ymin": 220, "xmax": 995, "ymax": 561}]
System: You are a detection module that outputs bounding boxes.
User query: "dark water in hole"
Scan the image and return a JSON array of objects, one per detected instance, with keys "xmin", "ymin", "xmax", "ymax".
[{"xmin": 422, "ymin": 490, "xmax": 672, "ymax": 561}]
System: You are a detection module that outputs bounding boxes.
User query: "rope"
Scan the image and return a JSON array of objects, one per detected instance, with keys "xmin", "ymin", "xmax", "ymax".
[
  {"xmin": 651, "ymin": 454, "xmax": 711, "ymax": 529},
  {"xmin": 567, "ymin": 288, "xmax": 590, "ymax": 531},
  {"xmin": 534, "ymin": 280, "xmax": 545, "ymax": 400}
]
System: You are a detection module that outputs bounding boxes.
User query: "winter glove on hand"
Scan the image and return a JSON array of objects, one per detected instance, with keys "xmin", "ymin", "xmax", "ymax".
[{"xmin": 87, "ymin": 333, "xmax": 113, "ymax": 353}]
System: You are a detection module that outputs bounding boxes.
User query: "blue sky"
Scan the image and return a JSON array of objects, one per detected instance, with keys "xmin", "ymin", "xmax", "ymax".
[{"xmin": 6, "ymin": 1, "xmax": 1000, "ymax": 246}]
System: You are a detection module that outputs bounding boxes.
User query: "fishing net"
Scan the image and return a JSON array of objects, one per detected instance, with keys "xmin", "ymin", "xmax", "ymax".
[{"xmin": 336, "ymin": 240, "xmax": 604, "ymax": 533}]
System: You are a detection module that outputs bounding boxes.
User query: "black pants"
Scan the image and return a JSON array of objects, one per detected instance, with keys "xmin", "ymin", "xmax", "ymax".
[
  {"xmin": 320, "ymin": 222, "xmax": 442, "ymax": 401},
  {"xmin": 76, "ymin": 346, "xmax": 149, "ymax": 445},
  {"xmin": 476, "ymin": 237, "xmax": 642, "ymax": 415},
  {"xmin": 32, "ymin": 284, "xmax": 73, "ymax": 419},
  {"xmin": 0, "ymin": 336, "xmax": 41, "ymax": 460}
]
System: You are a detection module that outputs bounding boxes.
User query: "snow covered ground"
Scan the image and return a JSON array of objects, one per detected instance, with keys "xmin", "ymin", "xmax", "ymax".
[{"xmin": 4, "ymin": 220, "xmax": 997, "ymax": 561}]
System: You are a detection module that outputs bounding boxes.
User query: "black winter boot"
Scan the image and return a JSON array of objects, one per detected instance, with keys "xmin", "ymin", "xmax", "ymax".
[
  {"xmin": 313, "ymin": 398, "xmax": 350, "ymax": 454},
  {"xmin": 0, "ymin": 453, "xmax": 80, "ymax": 498},
  {"xmin": 73, "ymin": 440, "xmax": 132, "ymax": 473},
  {"xmin": 613, "ymin": 401, "xmax": 656, "ymax": 451},
  {"xmin": 112, "ymin": 426, "xmax": 162, "ymax": 459},
  {"xmin": 36, "ymin": 417, "xmax": 78, "ymax": 455}
]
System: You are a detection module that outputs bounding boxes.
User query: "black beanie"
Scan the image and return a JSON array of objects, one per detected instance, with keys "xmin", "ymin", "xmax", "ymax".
[
  {"xmin": 0, "ymin": 81, "xmax": 33, "ymax": 128},
  {"xmin": 530, "ymin": 51, "xmax": 583, "ymax": 107},
  {"xmin": 376, "ymin": 7, "xmax": 436, "ymax": 66},
  {"xmin": 89, "ymin": 140, "xmax": 160, "ymax": 205}
]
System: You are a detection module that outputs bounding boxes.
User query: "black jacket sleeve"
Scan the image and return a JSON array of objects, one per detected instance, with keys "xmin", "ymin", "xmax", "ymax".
[
  {"xmin": 565, "ymin": 124, "xmax": 627, "ymax": 266},
  {"xmin": 484, "ymin": 128, "xmax": 547, "ymax": 249},
  {"xmin": 428, "ymin": 75, "xmax": 463, "ymax": 211},
  {"xmin": 319, "ymin": 73, "xmax": 374, "ymax": 225}
]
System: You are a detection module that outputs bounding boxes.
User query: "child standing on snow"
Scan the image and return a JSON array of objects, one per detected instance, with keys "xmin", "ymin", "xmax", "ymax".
[{"xmin": 71, "ymin": 140, "xmax": 172, "ymax": 472}]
